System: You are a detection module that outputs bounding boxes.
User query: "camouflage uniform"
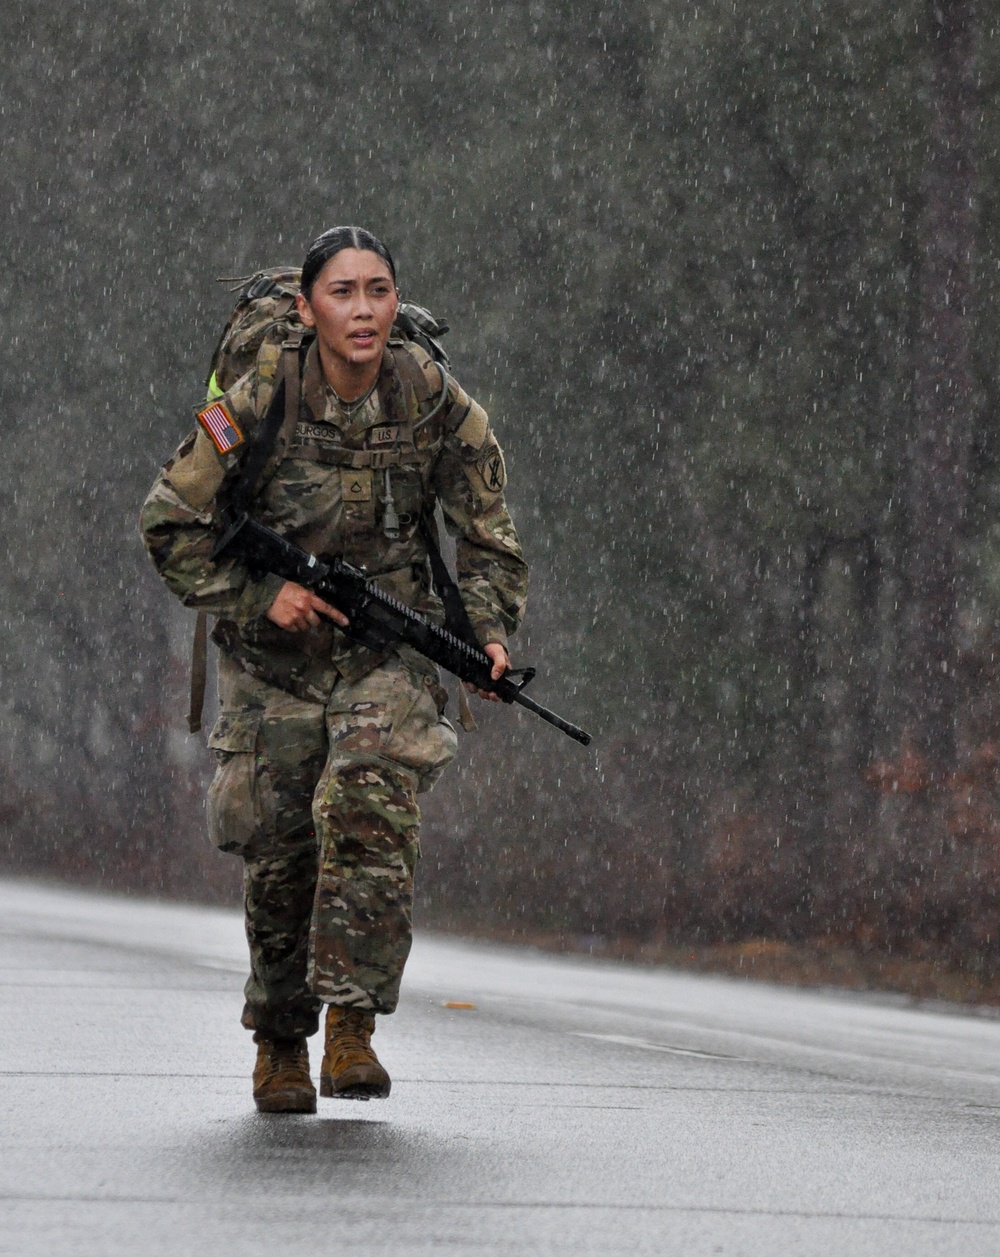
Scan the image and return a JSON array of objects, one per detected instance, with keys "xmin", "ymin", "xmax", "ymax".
[{"xmin": 140, "ymin": 335, "xmax": 527, "ymax": 1038}]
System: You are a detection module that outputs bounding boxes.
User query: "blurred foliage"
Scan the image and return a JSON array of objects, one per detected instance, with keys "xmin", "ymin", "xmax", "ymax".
[{"xmin": 2, "ymin": 0, "xmax": 999, "ymax": 967}]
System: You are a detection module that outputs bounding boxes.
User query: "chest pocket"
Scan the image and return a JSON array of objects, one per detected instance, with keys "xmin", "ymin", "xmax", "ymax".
[
  {"xmin": 289, "ymin": 417, "xmax": 432, "ymax": 538},
  {"xmin": 258, "ymin": 455, "xmax": 344, "ymax": 546}
]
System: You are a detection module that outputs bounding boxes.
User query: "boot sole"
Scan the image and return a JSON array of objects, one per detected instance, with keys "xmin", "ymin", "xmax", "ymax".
[
  {"xmin": 254, "ymin": 1088, "xmax": 317, "ymax": 1114},
  {"xmin": 320, "ymin": 1068, "xmax": 391, "ymax": 1101}
]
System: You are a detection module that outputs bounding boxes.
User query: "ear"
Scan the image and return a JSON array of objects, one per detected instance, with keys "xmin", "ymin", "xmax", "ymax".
[{"xmin": 295, "ymin": 291, "xmax": 316, "ymax": 328}]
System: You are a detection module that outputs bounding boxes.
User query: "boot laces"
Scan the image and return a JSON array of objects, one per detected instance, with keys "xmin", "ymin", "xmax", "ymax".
[
  {"xmin": 259, "ymin": 1038, "xmax": 307, "ymax": 1074},
  {"xmin": 339, "ymin": 1015, "xmax": 370, "ymax": 1047},
  {"xmin": 329, "ymin": 1011, "xmax": 375, "ymax": 1061}
]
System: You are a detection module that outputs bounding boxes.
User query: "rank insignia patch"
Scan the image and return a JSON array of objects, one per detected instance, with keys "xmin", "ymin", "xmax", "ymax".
[
  {"xmin": 341, "ymin": 468, "xmax": 373, "ymax": 502},
  {"xmin": 197, "ymin": 400, "xmax": 244, "ymax": 455}
]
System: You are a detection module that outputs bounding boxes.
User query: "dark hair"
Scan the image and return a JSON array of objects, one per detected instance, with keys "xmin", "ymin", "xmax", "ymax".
[{"xmin": 300, "ymin": 226, "xmax": 397, "ymax": 298}]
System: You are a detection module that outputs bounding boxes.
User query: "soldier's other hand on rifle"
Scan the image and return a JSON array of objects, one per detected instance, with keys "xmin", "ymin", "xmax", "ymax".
[{"xmin": 464, "ymin": 642, "xmax": 508, "ymax": 703}]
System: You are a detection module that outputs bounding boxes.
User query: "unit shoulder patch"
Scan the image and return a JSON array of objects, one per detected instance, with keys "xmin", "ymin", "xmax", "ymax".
[
  {"xmin": 478, "ymin": 445, "xmax": 507, "ymax": 493},
  {"xmin": 196, "ymin": 399, "xmax": 244, "ymax": 455}
]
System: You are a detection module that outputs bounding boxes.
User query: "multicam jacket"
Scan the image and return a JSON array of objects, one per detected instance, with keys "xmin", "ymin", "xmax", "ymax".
[{"xmin": 140, "ymin": 334, "xmax": 528, "ymax": 703}]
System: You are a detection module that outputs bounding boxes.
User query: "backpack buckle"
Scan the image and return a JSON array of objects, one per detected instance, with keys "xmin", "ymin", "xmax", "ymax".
[{"xmin": 245, "ymin": 274, "xmax": 280, "ymax": 302}]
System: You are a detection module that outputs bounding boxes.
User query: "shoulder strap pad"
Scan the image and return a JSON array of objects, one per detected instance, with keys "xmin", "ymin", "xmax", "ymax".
[
  {"xmin": 387, "ymin": 341, "xmax": 451, "ymax": 432},
  {"xmin": 390, "ymin": 340, "xmax": 438, "ymax": 402}
]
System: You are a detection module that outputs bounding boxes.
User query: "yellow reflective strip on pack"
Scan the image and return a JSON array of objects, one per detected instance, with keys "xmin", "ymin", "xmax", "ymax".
[{"xmin": 206, "ymin": 371, "xmax": 224, "ymax": 401}]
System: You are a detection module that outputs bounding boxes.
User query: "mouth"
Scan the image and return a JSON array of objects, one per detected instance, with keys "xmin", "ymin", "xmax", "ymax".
[{"xmin": 349, "ymin": 330, "xmax": 377, "ymax": 346}]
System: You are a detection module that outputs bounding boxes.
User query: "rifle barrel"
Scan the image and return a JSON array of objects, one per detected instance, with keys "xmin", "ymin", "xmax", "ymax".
[{"xmin": 511, "ymin": 689, "xmax": 592, "ymax": 745}]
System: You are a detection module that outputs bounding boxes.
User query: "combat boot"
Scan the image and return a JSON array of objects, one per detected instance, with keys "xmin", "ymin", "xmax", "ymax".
[
  {"xmin": 320, "ymin": 1006, "xmax": 391, "ymax": 1100},
  {"xmin": 252, "ymin": 1033, "xmax": 317, "ymax": 1114}
]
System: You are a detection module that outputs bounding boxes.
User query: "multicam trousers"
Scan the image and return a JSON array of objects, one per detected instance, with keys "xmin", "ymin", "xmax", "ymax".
[{"xmin": 206, "ymin": 648, "xmax": 457, "ymax": 1039}]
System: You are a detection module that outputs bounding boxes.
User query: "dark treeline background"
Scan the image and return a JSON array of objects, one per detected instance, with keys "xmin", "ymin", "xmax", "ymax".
[{"xmin": 3, "ymin": 0, "xmax": 1000, "ymax": 974}]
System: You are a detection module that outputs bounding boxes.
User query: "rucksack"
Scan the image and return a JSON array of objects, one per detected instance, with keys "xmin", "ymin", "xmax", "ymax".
[{"xmin": 205, "ymin": 268, "xmax": 451, "ymax": 401}]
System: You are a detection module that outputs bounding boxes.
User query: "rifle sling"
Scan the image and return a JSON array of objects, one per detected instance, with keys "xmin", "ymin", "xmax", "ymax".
[{"xmin": 419, "ymin": 512, "xmax": 480, "ymax": 732}]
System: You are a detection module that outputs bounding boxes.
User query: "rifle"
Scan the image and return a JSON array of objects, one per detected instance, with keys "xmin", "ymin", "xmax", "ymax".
[{"xmin": 212, "ymin": 513, "xmax": 592, "ymax": 746}]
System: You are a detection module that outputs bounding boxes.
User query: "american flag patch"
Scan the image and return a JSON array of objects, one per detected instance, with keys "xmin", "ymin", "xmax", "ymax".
[{"xmin": 196, "ymin": 400, "xmax": 244, "ymax": 455}]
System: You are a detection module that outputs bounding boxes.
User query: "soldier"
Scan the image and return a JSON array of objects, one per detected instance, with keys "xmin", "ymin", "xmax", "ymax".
[{"xmin": 140, "ymin": 226, "xmax": 528, "ymax": 1112}]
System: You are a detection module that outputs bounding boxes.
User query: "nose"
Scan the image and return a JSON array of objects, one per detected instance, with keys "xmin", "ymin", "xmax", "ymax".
[{"xmin": 352, "ymin": 291, "xmax": 374, "ymax": 318}]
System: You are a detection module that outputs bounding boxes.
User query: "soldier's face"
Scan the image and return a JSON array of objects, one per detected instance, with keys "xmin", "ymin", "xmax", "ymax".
[{"xmin": 297, "ymin": 248, "xmax": 399, "ymax": 374}]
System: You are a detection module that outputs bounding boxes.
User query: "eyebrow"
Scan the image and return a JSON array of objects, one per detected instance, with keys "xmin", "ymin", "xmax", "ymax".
[{"xmin": 324, "ymin": 275, "xmax": 394, "ymax": 287}]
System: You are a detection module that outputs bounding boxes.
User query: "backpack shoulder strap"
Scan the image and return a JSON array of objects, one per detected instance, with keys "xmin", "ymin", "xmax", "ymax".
[
  {"xmin": 226, "ymin": 334, "xmax": 305, "ymax": 516},
  {"xmin": 388, "ymin": 340, "xmax": 451, "ymax": 432},
  {"xmin": 187, "ymin": 610, "xmax": 209, "ymax": 734}
]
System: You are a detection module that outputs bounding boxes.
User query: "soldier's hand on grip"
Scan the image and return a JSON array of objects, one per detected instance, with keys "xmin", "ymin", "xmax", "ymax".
[{"xmin": 267, "ymin": 581, "xmax": 350, "ymax": 632}]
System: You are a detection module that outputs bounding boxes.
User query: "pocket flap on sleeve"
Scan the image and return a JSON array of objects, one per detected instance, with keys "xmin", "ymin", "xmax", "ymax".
[
  {"xmin": 164, "ymin": 429, "xmax": 227, "ymax": 514},
  {"xmin": 208, "ymin": 712, "xmax": 262, "ymax": 753}
]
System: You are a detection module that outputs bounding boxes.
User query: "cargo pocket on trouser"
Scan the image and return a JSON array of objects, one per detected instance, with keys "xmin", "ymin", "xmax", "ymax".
[
  {"xmin": 387, "ymin": 658, "xmax": 459, "ymax": 795},
  {"xmin": 206, "ymin": 712, "xmax": 274, "ymax": 855},
  {"xmin": 326, "ymin": 649, "xmax": 458, "ymax": 795}
]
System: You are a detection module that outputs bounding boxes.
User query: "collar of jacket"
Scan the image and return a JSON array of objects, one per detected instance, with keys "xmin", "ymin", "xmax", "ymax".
[{"xmin": 300, "ymin": 341, "xmax": 410, "ymax": 435}]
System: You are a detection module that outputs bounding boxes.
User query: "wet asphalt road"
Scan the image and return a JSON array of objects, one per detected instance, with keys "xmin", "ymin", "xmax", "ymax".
[{"xmin": 2, "ymin": 878, "xmax": 1000, "ymax": 1256}]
